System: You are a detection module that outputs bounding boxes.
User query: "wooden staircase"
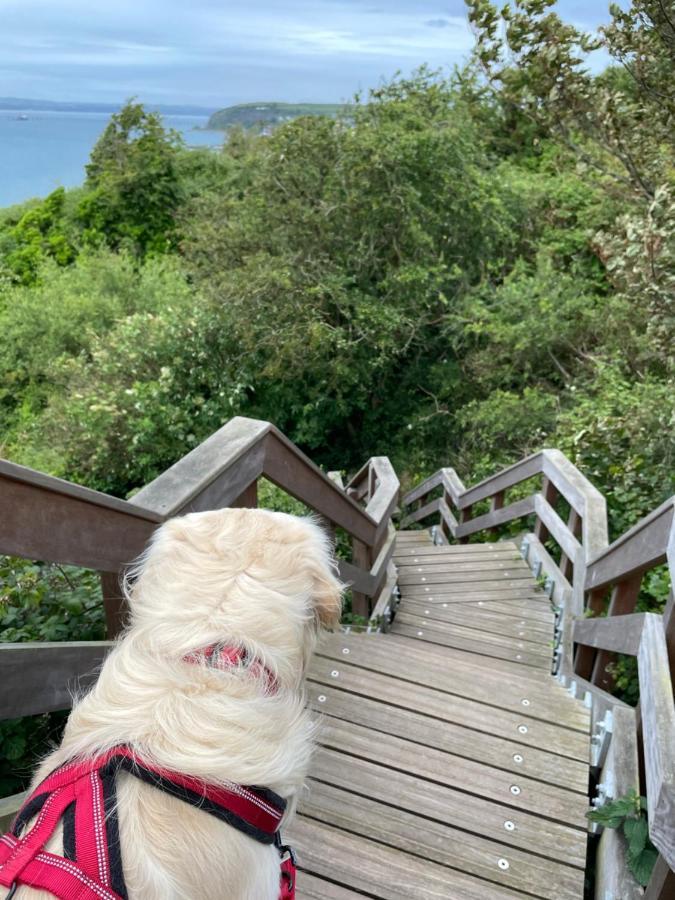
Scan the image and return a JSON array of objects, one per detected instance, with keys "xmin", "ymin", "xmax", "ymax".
[
  {"xmin": 289, "ymin": 531, "xmax": 591, "ymax": 898},
  {"xmin": 1, "ymin": 417, "xmax": 674, "ymax": 898}
]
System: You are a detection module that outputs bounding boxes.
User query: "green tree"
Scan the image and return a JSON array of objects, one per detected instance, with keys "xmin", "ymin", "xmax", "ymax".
[{"xmin": 77, "ymin": 101, "xmax": 183, "ymax": 256}]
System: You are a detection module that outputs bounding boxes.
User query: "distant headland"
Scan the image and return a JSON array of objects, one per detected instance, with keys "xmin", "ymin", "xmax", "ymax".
[{"xmin": 207, "ymin": 102, "xmax": 348, "ymax": 131}]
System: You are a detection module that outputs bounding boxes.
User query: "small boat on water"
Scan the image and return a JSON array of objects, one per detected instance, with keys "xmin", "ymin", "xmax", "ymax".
[{"xmin": 16, "ymin": 113, "xmax": 29, "ymax": 121}]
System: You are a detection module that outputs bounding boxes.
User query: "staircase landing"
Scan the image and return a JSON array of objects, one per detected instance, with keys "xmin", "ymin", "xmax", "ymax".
[{"xmin": 290, "ymin": 531, "xmax": 591, "ymax": 899}]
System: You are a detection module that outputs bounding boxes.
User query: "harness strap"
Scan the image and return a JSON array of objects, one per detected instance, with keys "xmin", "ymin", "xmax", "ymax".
[{"xmin": 1, "ymin": 748, "xmax": 294, "ymax": 900}]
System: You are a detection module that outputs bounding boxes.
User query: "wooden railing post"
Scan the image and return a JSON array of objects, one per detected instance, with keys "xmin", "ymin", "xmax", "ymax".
[
  {"xmin": 100, "ymin": 571, "xmax": 127, "ymax": 640},
  {"xmin": 644, "ymin": 853, "xmax": 675, "ymax": 900},
  {"xmin": 489, "ymin": 491, "xmax": 504, "ymax": 537},
  {"xmin": 574, "ymin": 587, "xmax": 608, "ymax": 680},
  {"xmin": 231, "ymin": 481, "xmax": 258, "ymax": 508},
  {"xmin": 560, "ymin": 508, "xmax": 581, "ymax": 581},
  {"xmin": 458, "ymin": 505, "xmax": 472, "ymax": 544},
  {"xmin": 351, "ymin": 538, "xmax": 372, "ymax": 619},
  {"xmin": 591, "ymin": 573, "xmax": 643, "ymax": 691},
  {"xmin": 534, "ymin": 477, "xmax": 558, "ymax": 542}
]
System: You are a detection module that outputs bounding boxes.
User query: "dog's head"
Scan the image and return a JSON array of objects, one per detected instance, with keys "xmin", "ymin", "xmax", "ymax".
[{"xmin": 124, "ymin": 507, "xmax": 344, "ymax": 686}]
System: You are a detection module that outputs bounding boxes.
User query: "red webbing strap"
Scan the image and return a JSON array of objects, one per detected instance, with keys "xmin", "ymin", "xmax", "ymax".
[
  {"xmin": 0, "ymin": 836, "xmax": 119, "ymax": 900},
  {"xmin": 0, "ymin": 787, "xmax": 73, "ymax": 885},
  {"xmin": 280, "ymin": 855, "xmax": 296, "ymax": 899},
  {"xmin": 74, "ymin": 772, "xmax": 111, "ymax": 887}
]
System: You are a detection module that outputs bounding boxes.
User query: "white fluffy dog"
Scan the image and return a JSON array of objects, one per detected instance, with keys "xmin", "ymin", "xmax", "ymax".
[{"xmin": 15, "ymin": 507, "xmax": 343, "ymax": 899}]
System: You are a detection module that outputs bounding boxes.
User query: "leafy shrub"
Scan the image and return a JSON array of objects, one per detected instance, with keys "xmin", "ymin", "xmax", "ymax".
[{"xmin": 0, "ymin": 557, "xmax": 104, "ymax": 797}]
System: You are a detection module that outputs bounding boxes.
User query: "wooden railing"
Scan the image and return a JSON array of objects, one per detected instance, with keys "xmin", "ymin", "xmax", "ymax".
[
  {"xmin": 0, "ymin": 416, "xmax": 399, "ymax": 727},
  {"xmin": 401, "ymin": 449, "xmax": 608, "ymax": 674},
  {"xmin": 402, "ymin": 455, "xmax": 674, "ymax": 899},
  {"xmin": 574, "ymin": 498, "xmax": 675, "ymax": 899}
]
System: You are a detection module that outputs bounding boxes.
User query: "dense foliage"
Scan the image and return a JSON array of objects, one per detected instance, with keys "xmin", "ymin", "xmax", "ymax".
[{"xmin": 0, "ymin": 0, "xmax": 673, "ymax": 790}]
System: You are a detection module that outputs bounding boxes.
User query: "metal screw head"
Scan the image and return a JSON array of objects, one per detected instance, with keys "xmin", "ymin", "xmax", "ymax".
[
  {"xmin": 317, "ymin": 695, "xmax": 326, "ymax": 703},
  {"xmin": 417, "ymin": 568, "xmax": 423, "ymax": 572},
  {"xmin": 342, "ymin": 648, "xmax": 350, "ymax": 655},
  {"xmin": 513, "ymin": 754, "xmax": 523, "ymax": 764},
  {"xmin": 417, "ymin": 631, "xmax": 424, "ymax": 636},
  {"xmin": 425, "ymin": 587, "xmax": 430, "ymax": 592},
  {"xmin": 510, "ymin": 785, "xmax": 521, "ymax": 796},
  {"xmin": 504, "ymin": 820, "xmax": 515, "ymax": 832},
  {"xmin": 425, "ymin": 610, "xmax": 430, "ymax": 615},
  {"xmin": 518, "ymin": 724, "xmax": 528, "ymax": 734},
  {"xmin": 521, "ymin": 698, "xmax": 530, "ymax": 707},
  {"xmin": 518, "ymin": 631, "xmax": 525, "ymax": 636},
  {"xmin": 515, "ymin": 654, "xmax": 522, "ymax": 660},
  {"xmin": 421, "ymin": 577, "xmax": 427, "ymax": 582},
  {"xmin": 414, "ymin": 558, "xmax": 419, "ymax": 562},
  {"xmin": 498, "ymin": 858, "xmax": 510, "ymax": 870},
  {"xmin": 331, "ymin": 670, "xmax": 339, "ymax": 678},
  {"xmin": 442, "ymin": 603, "xmax": 448, "ymax": 608},
  {"xmin": 478, "ymin": 601, "xmax": 484, "ymax": 606}
]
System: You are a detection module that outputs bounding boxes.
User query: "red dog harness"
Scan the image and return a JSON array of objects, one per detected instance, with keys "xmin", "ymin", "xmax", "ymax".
[{"xmin": 0, "ymin": 746, "xmax": 296, "ymax": 899}]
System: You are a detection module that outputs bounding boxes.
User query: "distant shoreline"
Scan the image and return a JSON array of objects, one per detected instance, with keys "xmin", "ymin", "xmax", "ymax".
[{"xmin": 0, "ymin": 97, "xmax": 215, "ymax": 117}]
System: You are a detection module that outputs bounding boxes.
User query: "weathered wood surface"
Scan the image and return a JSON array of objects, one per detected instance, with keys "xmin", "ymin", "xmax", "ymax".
[
  {"xmin": 594, "ymin": 706, "xmax": 643, "ymax": 900},
  {"xmin": 300, "ymin": 539, "xmax": 591, "ymax": 897},
  {"xmin": 586, "ymin": 497, "xmax": 674, "ymax": 592},
  {"xmin": 0, "ymin": 460, "xmax": 159, "ymax": 572},
  {"xmin": 573, "ymin": 612, "xmax": 646, "ymax": 657},
  {"xmin": 638, "ymin": 615, "xmax": 675, "ymax": 869},
  {"xmin": 0, "ymin": 641, "xmax": 113, "ymax": 719}
]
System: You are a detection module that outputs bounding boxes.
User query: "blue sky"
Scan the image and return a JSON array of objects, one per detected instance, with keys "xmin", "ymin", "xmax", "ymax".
[{"xmin": 0, "ymin": 1, "xmax": 612, "ymax": 108}]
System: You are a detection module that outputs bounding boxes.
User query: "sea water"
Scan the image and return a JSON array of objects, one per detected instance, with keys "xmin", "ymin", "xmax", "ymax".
[{"xmin": 0, "ymin": 109, "xmax": 224, "ymax": 209}]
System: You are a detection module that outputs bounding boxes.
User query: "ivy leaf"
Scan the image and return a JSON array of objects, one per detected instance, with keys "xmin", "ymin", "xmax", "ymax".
[
  {"xmin": 623, "ymin": 816, "xmax": 649, "ymax": 856},
  {"xmin": 628, "ymin": 846, "xmax": 658, "ymax": 887}
]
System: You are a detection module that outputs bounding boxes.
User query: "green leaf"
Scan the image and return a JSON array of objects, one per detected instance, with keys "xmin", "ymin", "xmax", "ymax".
[
  {"xmin": 623, "ymin": 816, "xmax": 648, "ymax": 856},
  {"xmin": 628, "ymin": 847, "xmax": 658, "ymax": 887}
]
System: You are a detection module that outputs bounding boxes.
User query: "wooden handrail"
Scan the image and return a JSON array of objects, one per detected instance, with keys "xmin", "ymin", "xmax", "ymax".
[{"xmin": 0, "ymin": 417, "xmax": 400, "ymax": 723}]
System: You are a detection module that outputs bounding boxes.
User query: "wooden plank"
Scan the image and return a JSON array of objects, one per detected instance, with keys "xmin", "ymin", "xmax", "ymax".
[
  {"xmin": 307, "ymin": 681, "xmax": 587, "ymax": 791},
  {"xmin": 398, "ymin": 571, "xmax": 536, "ymax": 587},
  {"xmin": 399, "ymin": 598, "xmax": 554, "ymax": 641},
  {"xmin": 0, "ymin": 792, "xmax": 26, "ymax": 832},
  {"xmin": 595, "ymin": 706, "xmax": 643, "ymax": 900},
  {"xmin": 402, "ymin": 471, "xmax": 443, "ymax": 507},
  {"xmin": 310, "ymin": 747, "xmax": 588, "ymax": 868},
  {"xmin": 398, "ymin": 590, "xmax": 552, "ymax": 611},
  {"xmin": 591, "ymin": 574, "xmax": 644, "ymax": 690},
  {"xmin": 397, "ymin": 559, "xmax": 531, "ymax": 577},
  {"xmin": 534, "ymin": 493, "xmax": 582, "ymax": 563},
  {"xmin": 394, "ymin": 610, "xmax": 552, "ymax": 656},
  {"xmin": 573, "ymin": 613, "xmax": 646, "ymax": 656},
  {"xmin": 0, "ymin": 641, "xmax": 112, "ymax": 719},
  {"xmin": 638, "ymin": 615, "xmax": 675, "ymax": 869},
  {"xmin": 456, "ymin": 496, "xmax": 536, "ymax": 539},
  {"xmin": 317, "ymin": 634, "xmax": 590, "ymax": 732},
  {"xmin": 300, "ymin": 781, "xmax": 584, "ymax": 900},
  {"xmin": 400, "ymin": 496, "xmax": 440, "ymax": 528},
  {"xmin": 396, "ymin": 550, "xmax": 523, "ymax": 566},
  {"xmin": 308, "ymin": 655, "xmax": 589, "ymax": 768},
  {"xmin": 534, "ymin": 477, "xmax": 558, "ymax": 543},
  {"xmin": 644, "ymin": 854, "xmax": 675, "ymax": 900},
  {"xmin": 458, "ymin": 453, "xmax": 544, "ymax": 509},
  {"xmin": 586, "ymin": 497, "xmax": 673, "ymax": 592},
  {"xmin": 315, "ymin": 717, "xmax": 588, "ymax": 825},
  {"xmin": 391, "ymin": 620, "xmax": 551, "ymax": 669},
  {"xmin": 0, "ymin": 461, "xmax": 159, "ymax": 572},
  {"xmin": 296, "ymin": 872, "xmax": 367, "ymax": 899},
  {"xmin": 542, "ymin": 450, "xmax": 608, "ymax": 557},
  {"xmin": 289, "ymin": 816, "xmax": 523, "ymax": 900},
  {"xmin": 395, "ymin": 541, "xmax": 519, "ymax": 556}
]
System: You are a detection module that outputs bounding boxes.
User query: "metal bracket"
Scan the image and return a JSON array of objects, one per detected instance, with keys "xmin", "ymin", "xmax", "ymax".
[{"xmin": 590, "ymin": 710, "xmax": 613, "ymax": 768}]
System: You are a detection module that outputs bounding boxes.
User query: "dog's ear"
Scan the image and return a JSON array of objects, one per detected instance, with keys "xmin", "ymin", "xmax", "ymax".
[{"xmin": 312, "ymin": 564, "xmax": 343, "ymax": 630}]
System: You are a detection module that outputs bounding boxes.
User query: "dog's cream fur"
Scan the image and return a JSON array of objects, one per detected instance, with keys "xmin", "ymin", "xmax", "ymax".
[{"xmin": 15, "ymin": 507, "xmax": 343, "ymax": 900}]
